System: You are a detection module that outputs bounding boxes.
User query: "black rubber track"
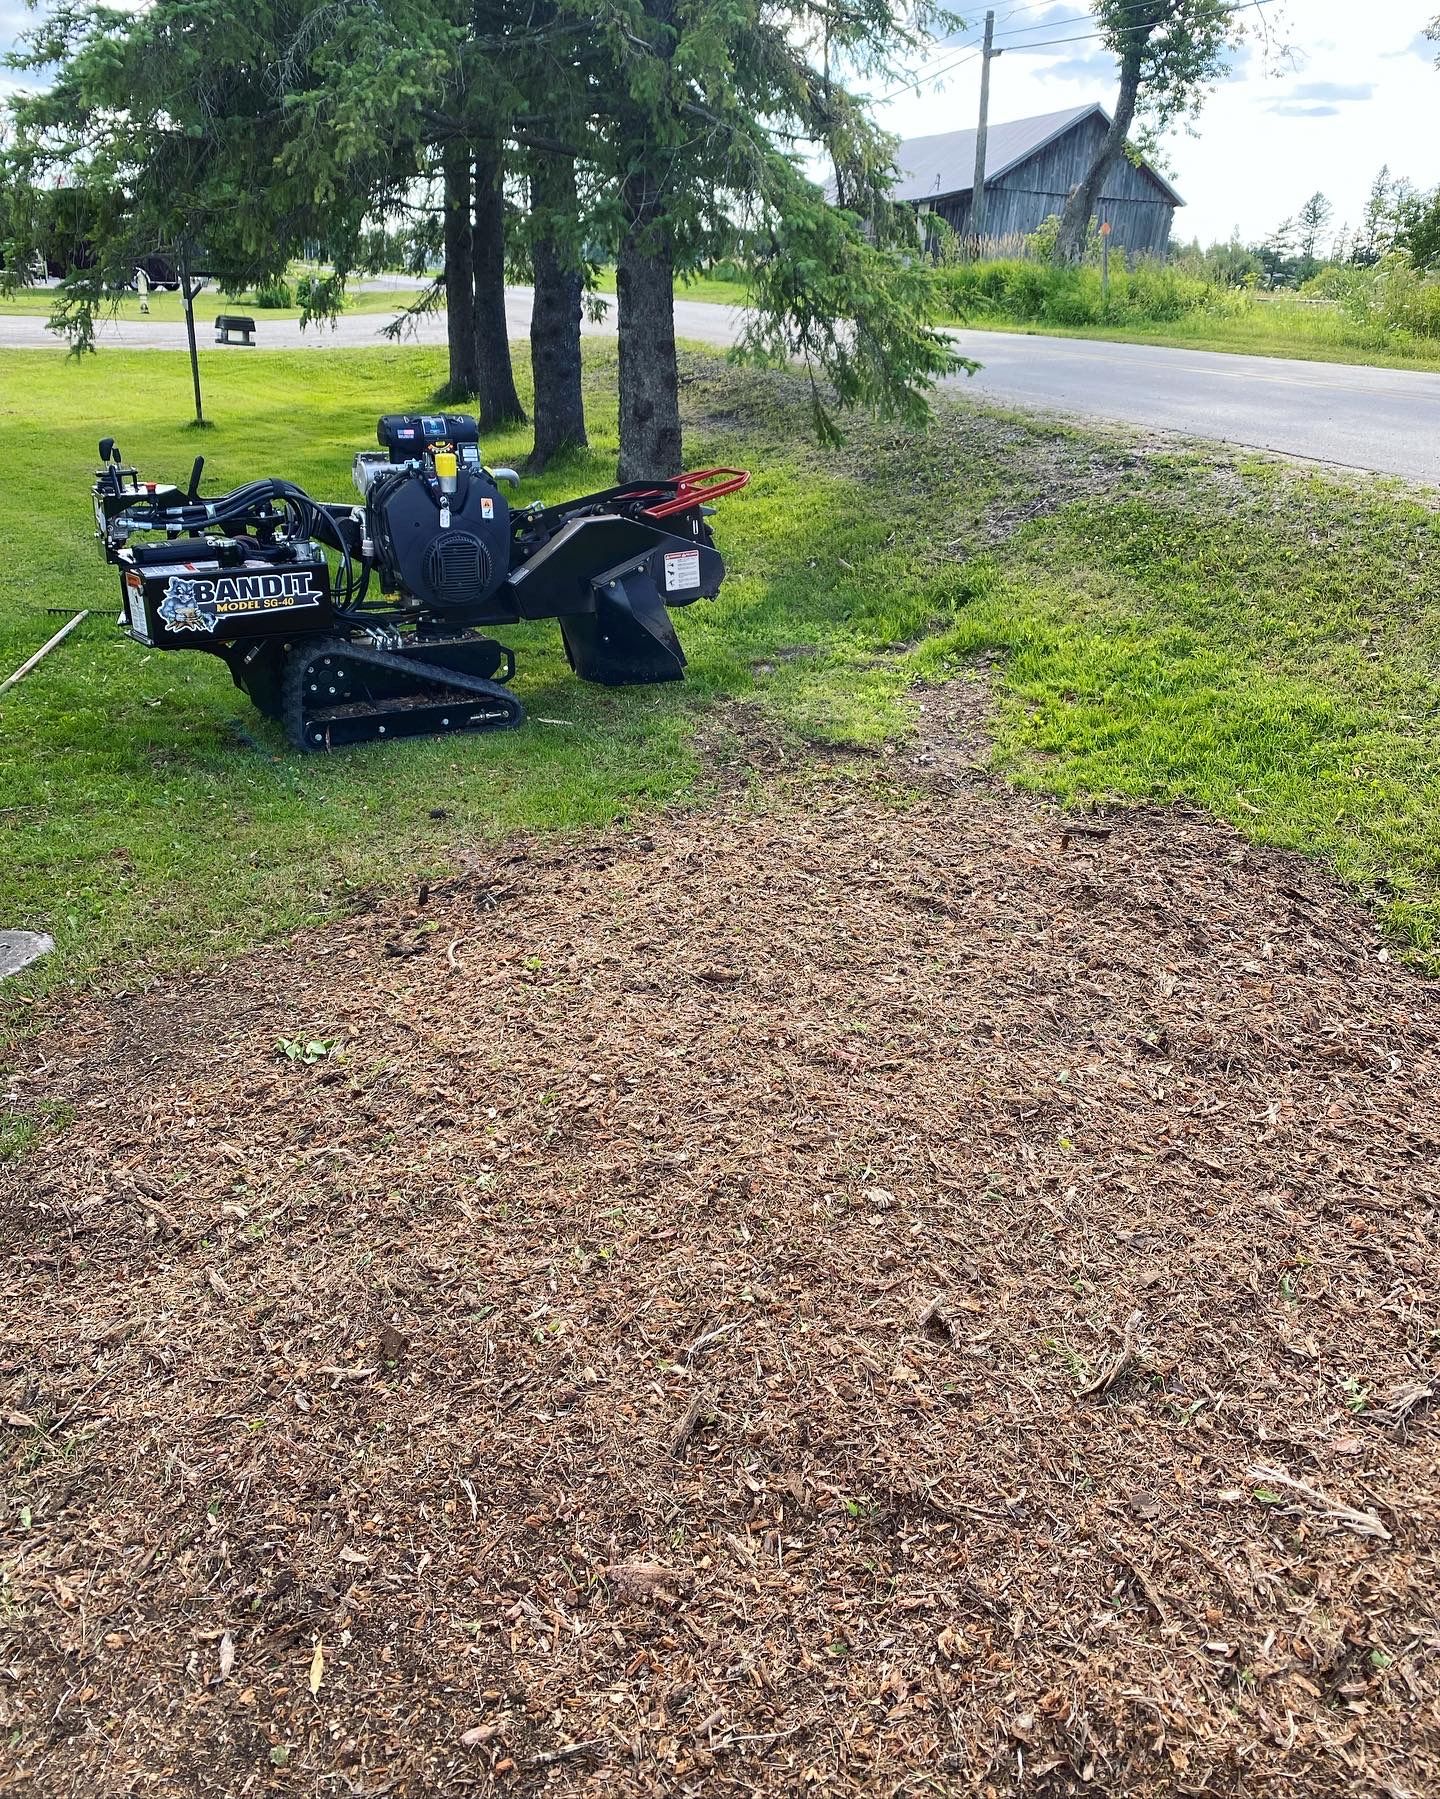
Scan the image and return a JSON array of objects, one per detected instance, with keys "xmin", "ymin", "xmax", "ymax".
[{"xmin": 280, "ymin": 636, "xmax": 525, "ymax": 752}]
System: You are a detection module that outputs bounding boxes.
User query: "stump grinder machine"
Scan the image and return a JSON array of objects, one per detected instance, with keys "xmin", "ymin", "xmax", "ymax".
[{"xmin": 90, "ymin": 413, "xmax": 748, "ymax": 750}]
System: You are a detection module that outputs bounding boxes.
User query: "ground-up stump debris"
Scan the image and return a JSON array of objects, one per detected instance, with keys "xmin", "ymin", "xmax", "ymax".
[{"xmin": 3, "ymin": 740, "xmax": 1439, "ymax": 1795}]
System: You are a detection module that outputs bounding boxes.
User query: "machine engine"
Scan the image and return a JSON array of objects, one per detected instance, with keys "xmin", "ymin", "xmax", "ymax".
[{"xmin": 357, "ymin": 414, "xmax": 513, "ymax": 617}]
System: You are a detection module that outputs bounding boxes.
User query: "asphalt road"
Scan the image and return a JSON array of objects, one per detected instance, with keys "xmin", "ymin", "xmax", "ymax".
[{"xmin": 5, "ymin": 289, "xmax": 1439, "ymax": 483}]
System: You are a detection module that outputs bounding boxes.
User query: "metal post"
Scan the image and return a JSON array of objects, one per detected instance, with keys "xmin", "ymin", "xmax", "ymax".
[
  {"xmin": 1101, "ymin": 219, "xmax": 1112, "ymax": 311},
  {"xmin": 971, "ymin": 10, "xmax": 998, "ymax": 247},
  {"xmin": 179, "ymin": 241, "xmax": 205, "ymax": 428}
]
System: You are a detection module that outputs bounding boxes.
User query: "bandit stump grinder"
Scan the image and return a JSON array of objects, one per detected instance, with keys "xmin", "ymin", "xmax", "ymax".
[{"xmin": 90, "ymin": 412, "xmax": 749, "ymax": 751}]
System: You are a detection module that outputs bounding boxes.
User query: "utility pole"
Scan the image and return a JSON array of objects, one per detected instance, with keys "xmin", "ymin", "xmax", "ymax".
[{"xmin": 971, "ymin": 10, "xmax": 1003, "ymax": 246}]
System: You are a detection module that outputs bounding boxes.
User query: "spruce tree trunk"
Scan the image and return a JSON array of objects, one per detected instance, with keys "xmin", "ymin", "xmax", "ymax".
[
  {"xmin": 442, "ymin": 143, "xmax": 477, "ymax": 397},
  {"xmin": 1054, "ymin": 58, "xmax": 1144, "ymax": 265},
  {"xmin": 528, "ymin": 154, "xmax": 587, "ymax": 471},
  {"xmin": 616, "ymin": 173, "xmax": 681, "ymax": 482},
  {"xmin": 472, "ymin": 142, "xmax": 526, "ymax": 430}
]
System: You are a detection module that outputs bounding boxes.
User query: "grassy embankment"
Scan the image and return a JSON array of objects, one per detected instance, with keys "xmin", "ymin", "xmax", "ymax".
[
  {"xmin": 589, "ymin": 260, "xmax": 1440, "ymax": 372},
  {"xmin": 931, "ymin": 260, "xmax": 1440, "ymax": 372},
  {"xmin": 606, "ymin": 260, "xmax": 1440, "ymax": 370},
  {"xmin": 2, "ymin": 340, "xmax": 1438, "ymax": 1029},
  {"xmin": 944, "ymin": 305, "xmax": 1440, "ymax": 372}
]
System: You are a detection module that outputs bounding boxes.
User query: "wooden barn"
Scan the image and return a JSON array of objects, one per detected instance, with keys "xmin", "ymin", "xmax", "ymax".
[{"xmin": 891, "ymin": 103, "xmax": 1183, "ymax": 258}]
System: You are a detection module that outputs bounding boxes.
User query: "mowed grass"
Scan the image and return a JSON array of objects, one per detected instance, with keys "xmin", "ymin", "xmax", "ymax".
[
  {"xmin": 917, "ymin": 464, "xmax": 1440, "ymax": 952},
  {"xmin": 0, "ymin": 342, "xmax": 960, "ymax": 1012},
  {"xmin": 0, "ymin": 268, "xmax": 748, "ymax": 325},
  {"xmin": 2, "ymin": 341, "xmax": 1439, "ymax": 1034},
  {"xmin": 591, "ymin": 267, "xmax": 749, "ymax": 308}
]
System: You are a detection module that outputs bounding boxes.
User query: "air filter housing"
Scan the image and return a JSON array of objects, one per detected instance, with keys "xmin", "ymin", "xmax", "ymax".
[{"xmin": 424, "ymin": 531, "xmax": 493, "ymax": 607}]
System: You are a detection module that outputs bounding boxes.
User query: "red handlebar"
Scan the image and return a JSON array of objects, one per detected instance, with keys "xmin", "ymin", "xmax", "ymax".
[{"xmin": 638, "ymin": 467, "xmax": 751, "ymax": 520}]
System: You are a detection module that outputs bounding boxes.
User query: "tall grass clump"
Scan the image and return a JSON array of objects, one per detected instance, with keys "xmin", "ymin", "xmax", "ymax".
[
  {"xmin": 933, "ymin": 257, "xmax": 1244, "ymax": 330},
  {"xmin": 1305, "ymin": 256, "xmax": 1440, "ymax": 344}
]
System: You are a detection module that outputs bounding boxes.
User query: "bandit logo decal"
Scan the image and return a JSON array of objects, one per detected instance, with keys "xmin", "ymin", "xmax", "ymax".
[
  {"xmin": 159, "ymin": 569, "xmax": 321, "ymax": 634},
  {"xmin": 159, "ymin": 576, "xmax": 217, "ymax": 634}
]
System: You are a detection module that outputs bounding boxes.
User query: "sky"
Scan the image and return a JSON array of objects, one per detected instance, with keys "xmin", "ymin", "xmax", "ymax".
[
  {"xmin": 2, "ymin": 2, "xmax": 1437, "ymax": 250},
  {"xmin": 871, "ymin": 2, "xmax": 1439, "ymax": 247}
]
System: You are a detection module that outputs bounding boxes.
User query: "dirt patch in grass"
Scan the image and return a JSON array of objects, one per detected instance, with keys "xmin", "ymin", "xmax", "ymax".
[{"xmin": 3, "ymin": 720, "xmax": 1439, "ymax": 1796}]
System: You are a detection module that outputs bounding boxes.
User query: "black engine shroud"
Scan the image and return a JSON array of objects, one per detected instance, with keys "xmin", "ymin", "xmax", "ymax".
[
  {"xmin": 89, "ymin": 418, "xmax": 748, "ymax": 751},
  {"xmin": 366, "ymin": 464, "xmax": 512, "ymax": 614}
]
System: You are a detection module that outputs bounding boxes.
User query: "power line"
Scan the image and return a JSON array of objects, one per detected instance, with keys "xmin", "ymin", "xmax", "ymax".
[
  {"xmin": 878, "ymin": 45, "xmax": 983, "ymax": 102},
  {"xmin": 999, "ymin": 0, "xmax": 1273, "ymax": 56},
  {"xmin": 882, "ymin": 0, "xmax": 1274, "ymax": 104},
  {"xmin": 996, "ymin": 1, "xmax": 1175, "ymax": 36}
]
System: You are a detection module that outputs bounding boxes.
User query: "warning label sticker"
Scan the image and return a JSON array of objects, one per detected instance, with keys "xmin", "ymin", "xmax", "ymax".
[
  {"xmin": 663, "ymin": 549, "xmax": 701, "ymax": 593},
  {"xmin": 126, "ymin": 573, "xmax": 150, "ymax": 641}
]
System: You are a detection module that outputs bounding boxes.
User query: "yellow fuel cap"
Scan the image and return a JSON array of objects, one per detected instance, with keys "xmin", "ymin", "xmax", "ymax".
[{"xmin": 433, "ymin": 450, "xmax": 458, "ymax": 479}]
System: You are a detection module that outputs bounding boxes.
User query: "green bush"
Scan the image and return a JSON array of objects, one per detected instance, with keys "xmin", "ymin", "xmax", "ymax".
[
  {"xmin": 1045, "ymin": 272, "xmax": 1098, "ymax": 326},
  {"xmin": 1305, "ymin": 256, "xmax": 1440, "ymax": 341},
  {"xmin": 253, "ymin": 278, "xmax": 293, "ymax": 309},
  {"xmin": 294, "ymin": 272, "xmax": 344, "ymax": 317},
  {"xmin": 933, "ymin": 257, "xmax": 1237, "ymax": 329},
  {"xmin": 1025, "ymin": 213, "xmax": 1062, "ymax": 261}
]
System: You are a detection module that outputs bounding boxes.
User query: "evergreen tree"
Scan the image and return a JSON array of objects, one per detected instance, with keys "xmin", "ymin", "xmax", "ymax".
[
  {"xmin": 2, "ymin": 0, "xmax": 395, "ymax": 344},
  {"xmin": 1257, "ymin": 217, "xmax": 1296, "ymax": 288},
  {"xmin": 4, "ymin": 0, "xmax": 968, "ymax": 475},
  {"xmin": 568, "ymin": 0, "xmax": 967, "ymax": 475},
  {"xmin": 1294, "ymin": 190, "xmax": 1332, "ymax": 278},
  {"xmin": 1396, "ymin": 188, "xmax": 1440, "ymax": 273},
  {"xmin": 1352, "ymin": 166, "xmax": 1397, "ymax": 266}
]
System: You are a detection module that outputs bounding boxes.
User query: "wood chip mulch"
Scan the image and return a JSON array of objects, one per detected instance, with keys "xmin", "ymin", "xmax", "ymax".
[{"xmin": 3, "ymin": 697, "xmax": 1439, "ymax": 1797}]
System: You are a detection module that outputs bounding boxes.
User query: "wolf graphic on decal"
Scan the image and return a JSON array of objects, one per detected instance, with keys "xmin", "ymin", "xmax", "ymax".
[{"xmin": 158, "ymin": 576, "xmax": 219, "ymax": 634}]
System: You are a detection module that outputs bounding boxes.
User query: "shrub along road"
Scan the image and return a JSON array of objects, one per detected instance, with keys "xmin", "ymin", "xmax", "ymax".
[{"xmin": 3, "ymin": 289, "xmax": 1440, "ymax": 481}]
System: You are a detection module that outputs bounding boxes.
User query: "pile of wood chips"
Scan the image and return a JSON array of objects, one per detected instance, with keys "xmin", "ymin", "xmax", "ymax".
[{"xmin": 3, "ymin": 692, "xmax": 1438, "ymax": 1796}]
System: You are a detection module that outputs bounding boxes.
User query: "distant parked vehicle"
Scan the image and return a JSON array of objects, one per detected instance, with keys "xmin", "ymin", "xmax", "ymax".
[
  {"xmin": 132, "ymin": 253, "xmax": 180, "ymax": 291},
  {"xmin": 43, "ymin": 240, "xmax": 98, "ymax": 279}
]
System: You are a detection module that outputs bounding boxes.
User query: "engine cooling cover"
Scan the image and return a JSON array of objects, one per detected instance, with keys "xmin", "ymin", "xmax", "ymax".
[{"xmin": 367, "ymin": 466, "xmax": 511, "ymax": 615}]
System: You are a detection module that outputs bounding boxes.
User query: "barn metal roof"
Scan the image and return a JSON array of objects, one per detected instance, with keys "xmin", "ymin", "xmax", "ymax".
[{"xmin": 889, "ymin": 103, "xmax": 1184, "ymax": 208}]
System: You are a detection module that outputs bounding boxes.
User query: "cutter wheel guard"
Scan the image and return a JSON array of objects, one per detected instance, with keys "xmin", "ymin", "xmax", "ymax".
[{"xmin": 89, "ymin": 415, "xmax": 749, "ymax": 751}]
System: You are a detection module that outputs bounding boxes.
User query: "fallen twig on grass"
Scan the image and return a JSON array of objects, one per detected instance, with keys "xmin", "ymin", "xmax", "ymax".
[
  {"xmin": 1080, "ymin": 1309, "xmax": 1147, "ymax": 1396},
  {"xmin": 0, "ymin": 610, "xmax": 88, "ymax": 698}
]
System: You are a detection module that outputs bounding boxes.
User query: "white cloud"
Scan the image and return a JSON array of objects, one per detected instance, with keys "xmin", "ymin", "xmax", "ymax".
[{"xmin": 874, "ymin": 0, "xmax": 1439, "ymax": 247}]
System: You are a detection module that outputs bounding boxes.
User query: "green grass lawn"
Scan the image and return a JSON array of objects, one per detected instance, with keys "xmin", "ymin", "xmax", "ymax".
[
  {"xmin": 590, "ymin": 267, "xmax": 749, "ymax": 308},
  {"xmin": 2, "ymin": 341, "xmax": 1438, "ymax": 1037}
]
